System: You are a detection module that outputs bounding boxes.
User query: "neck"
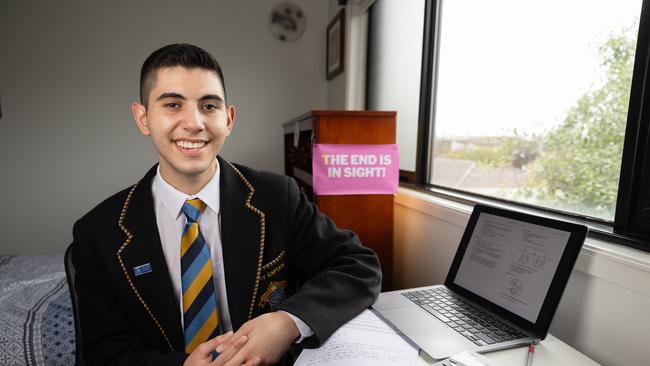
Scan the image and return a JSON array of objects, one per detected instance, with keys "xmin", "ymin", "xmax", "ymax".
[{"xmin": 158, "ymin": 160, "xmax": 217, "ymax": 196}]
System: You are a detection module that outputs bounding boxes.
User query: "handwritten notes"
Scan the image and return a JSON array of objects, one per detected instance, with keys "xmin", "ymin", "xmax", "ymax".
[{"xmin": 294, "ymin": 310, "xmax": 418, "ymax": 366}]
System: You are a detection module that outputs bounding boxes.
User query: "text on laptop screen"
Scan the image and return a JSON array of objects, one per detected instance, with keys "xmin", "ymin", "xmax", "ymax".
[{"xmin": 453, "ymin": 212, "xmax": 571, "ymax": 323}]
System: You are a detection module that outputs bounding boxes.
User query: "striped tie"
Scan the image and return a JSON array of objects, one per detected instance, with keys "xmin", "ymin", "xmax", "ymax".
[{"xmin": 181, "ymin": 198, "xmax": 220, "ymax": 353}]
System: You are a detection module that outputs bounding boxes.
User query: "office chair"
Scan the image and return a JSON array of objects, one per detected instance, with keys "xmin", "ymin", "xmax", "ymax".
[{"xmin": 64, "ymin": 243, "xmax": 86, "ymax": 366}]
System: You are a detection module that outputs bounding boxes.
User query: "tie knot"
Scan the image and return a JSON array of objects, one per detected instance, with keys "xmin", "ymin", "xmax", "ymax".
[{"xmin": 182, "ymin": 198, "xmax": 205, "ymax": 223}]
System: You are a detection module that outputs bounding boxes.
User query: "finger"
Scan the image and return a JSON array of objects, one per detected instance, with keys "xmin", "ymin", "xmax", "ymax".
[
  {"xmin": 215, "ymin": 329, "xmax": 246, "ymax": 353},
  {"xmin": 196, "ymin": 331, "xmax": 233, "ymax": 356},
  {"xmin": 212, "ymin": 335, "xmax": 249, "ymax": 366},
  {"xmin": 215, "ymin": 328, "xmax": 247, "ymax": 353},
  {"xmin": 243, "ymin": 356, "xmax": 263, "ymax": 366},
  {"xmin": 212, "ymin": 331, "xmax": 234, "ymax": 347},
  {"xmin": 221, "ymin": 351, "xmax": 248, "ymax": 366}
]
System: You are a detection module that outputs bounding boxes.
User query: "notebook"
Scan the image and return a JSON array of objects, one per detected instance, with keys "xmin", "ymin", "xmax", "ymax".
[{"xmin": 372, "ymin": 204, "xmax": 588, "ymax": 359}]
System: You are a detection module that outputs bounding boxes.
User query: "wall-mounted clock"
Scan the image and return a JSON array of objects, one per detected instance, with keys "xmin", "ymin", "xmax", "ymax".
[{"xmin": 270, "ymin": 2, "xmax": 306, "ymax": 43}]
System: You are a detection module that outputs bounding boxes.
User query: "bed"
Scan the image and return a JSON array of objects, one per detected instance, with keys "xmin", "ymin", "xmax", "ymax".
[{"xmin": 0, "ymin": 255, "xmax": 76, "ymax": 365}]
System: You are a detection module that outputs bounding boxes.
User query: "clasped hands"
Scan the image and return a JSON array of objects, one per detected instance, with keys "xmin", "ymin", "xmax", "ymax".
[{"xmin": 183, "ymin": 311, "xmax": 301, "ymax": 366}]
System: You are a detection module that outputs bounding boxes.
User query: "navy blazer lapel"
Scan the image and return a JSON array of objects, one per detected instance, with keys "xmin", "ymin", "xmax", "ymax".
[
  {"xmin": 219, "ymin": 156, "xmax": 266, "ymax": 330},
  {"xmin": 117, "ymin": 165, "xmax": 184, "ymax": 351}
]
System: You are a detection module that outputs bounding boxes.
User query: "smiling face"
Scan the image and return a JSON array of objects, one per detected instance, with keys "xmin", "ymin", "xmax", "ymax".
[{"xmin": 132, "ymin": 66, "xmax": 235, "ymax": 194}]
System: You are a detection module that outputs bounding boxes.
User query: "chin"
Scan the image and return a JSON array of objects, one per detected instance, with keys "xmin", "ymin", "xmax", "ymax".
[
  {"xmin": 159, "ymin": 152, "xmax": 217, "ymax": 180},
  {"xmin": 180, "ymin": 163, "xmax": 214, "ymax": 177}
]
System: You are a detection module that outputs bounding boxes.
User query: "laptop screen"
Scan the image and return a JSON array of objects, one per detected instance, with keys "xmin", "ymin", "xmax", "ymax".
[{"xmin": 453, "ymin": 212, "xmax": 571, "ymax": 323}]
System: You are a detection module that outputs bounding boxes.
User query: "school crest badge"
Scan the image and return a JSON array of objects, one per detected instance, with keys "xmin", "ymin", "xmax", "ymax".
[{"xmin": 259, "ymin": 280, "xmax": 288, "ymax": 310}]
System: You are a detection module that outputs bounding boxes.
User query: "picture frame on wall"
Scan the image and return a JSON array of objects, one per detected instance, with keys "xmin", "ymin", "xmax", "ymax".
[{"xmin": 326, "ymin": 8, "xmax": 345, "ymax": 80}]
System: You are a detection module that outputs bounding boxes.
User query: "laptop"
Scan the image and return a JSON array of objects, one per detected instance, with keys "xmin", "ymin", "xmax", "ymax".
[{"xmin": 372, "ymin": 204, "xmax": 588, "ymax": 359}]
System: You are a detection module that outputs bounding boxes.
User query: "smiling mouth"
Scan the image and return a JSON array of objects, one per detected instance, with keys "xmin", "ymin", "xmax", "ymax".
[{"xmin": 175, "ymin": 140, "xmax": 207, "ymax": 149}]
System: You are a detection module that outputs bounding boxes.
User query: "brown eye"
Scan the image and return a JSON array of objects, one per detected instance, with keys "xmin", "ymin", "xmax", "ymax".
[{"xmin": 164, "ymin": 102, "xmax": 180, "ymax": 108}]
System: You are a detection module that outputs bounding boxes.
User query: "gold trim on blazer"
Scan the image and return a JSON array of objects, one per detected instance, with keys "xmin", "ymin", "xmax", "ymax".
[
  {"xmin": 261, "ymin": 250, "xmax": 285, "ymax": 271},
  {"xmin": 116, "ymin": 183, "xmax": 174, "ymax": 351},
  {"xmin": 226, "ymin": 162, "xmax": 267, "ymax": 320},
  {"xmin": 113, "ymin": 161, "xmax": 267, "ymax": 348}
]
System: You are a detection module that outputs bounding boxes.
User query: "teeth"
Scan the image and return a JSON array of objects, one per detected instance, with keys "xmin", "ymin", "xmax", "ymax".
[{"xmin": 176, "ymin": 140, "xmax": 206, "ymax": 149}]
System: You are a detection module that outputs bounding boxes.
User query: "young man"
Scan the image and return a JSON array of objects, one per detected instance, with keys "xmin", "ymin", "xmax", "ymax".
[{"xmin": 71, "ymin": 44, "xmax": 381, "ymax": 366}]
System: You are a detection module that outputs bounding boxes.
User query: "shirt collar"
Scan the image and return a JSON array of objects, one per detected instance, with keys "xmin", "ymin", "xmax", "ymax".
[{"xmin": 152, "ymin": 159, "xmax": 221, "ymax": 220}]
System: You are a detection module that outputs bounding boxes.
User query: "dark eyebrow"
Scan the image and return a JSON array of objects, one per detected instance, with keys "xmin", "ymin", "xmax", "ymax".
[
  {"xmin": 199, "ymin": 94, "xmax": 224, "ymax": 103},
  {"xmin": 157, "ymin": 92, "xmax": 186, "ymax": 101},
  {"xmin": 156, "ymin": 93, "xmax": 224, "ymax": 103}
]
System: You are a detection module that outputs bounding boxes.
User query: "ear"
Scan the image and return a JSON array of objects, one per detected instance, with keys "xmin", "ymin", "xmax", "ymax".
[
  {"xmin": 224, "ymin": 105, "xmax": 236, "ymax": 136},
  {"xmin": 132, "ymin": 102, "xmax": 150, "ymax": 136}
]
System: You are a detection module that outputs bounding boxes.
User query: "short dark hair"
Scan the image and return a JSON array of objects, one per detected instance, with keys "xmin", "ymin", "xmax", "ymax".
[{"xmin": 139, "ymin": 43, "xmax": 226, "ymax": 107}]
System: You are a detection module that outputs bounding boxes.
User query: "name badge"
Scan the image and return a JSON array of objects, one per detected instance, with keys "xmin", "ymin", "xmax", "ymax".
[{"xmin": 133, "ymin": 263, "xmax": 152, "ymax": 276}]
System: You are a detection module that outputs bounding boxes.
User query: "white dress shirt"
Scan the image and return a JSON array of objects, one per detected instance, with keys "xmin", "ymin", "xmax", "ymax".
[{"xmin": 151, "ymin": 159, "xmax": 312, "ymax": 341}]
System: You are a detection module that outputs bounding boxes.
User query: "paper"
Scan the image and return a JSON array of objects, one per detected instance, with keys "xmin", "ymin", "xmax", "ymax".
[{"xmin": 294, "ymin": 309, "xmax": 419, "ymax": 366}]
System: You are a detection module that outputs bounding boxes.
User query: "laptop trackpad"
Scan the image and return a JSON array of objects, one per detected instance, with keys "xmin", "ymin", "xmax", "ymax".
[
  {"xmin": 379, "ymin": 307, "xmax": 472, "ymax": 359},
  {"xmin": 380, "ymin": 307, "xmax": 449, "ymax": 336}
]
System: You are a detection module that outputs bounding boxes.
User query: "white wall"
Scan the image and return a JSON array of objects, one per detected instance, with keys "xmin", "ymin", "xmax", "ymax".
[
  {"xmin": 327, "ymin": 0, "xmax": 369, "ymax": 110},
  {"xmin": 394, "ymin": 188, "xmax": 650, "ymax": 366},
  {"xmin": 0, "ymin": 0, "xmax": 329, "ymax": 255}
]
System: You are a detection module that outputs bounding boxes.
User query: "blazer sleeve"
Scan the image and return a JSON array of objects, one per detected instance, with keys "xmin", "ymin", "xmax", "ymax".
[
  {"xmin": 276, "ymin": 178, "xmax": 382, "ymax": 348},
  {"xmin": 71, "ymin": 222, "xmax": 188, "ymax": 366}
]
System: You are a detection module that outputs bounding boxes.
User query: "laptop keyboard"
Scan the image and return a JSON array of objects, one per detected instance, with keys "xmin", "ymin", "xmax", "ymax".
[{"xmin": 402, "ymin": 287, "xmax": 527, "ymax": 347}]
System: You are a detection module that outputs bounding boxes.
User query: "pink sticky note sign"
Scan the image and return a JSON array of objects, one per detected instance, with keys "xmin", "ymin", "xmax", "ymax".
[{"xmin": 312, "ymin": 144, "xmax": 399, "ymax": 195}]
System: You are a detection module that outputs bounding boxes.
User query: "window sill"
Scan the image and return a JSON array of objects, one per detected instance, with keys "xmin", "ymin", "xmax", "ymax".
[{"xmin": 395, "ymin": 186, "xmax": 650, "ymax": 298}]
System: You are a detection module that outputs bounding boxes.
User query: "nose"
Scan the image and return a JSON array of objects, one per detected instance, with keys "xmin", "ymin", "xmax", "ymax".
[{"xmin": 181, "ymin": 105, "xmax": 205, "ymax": 132}]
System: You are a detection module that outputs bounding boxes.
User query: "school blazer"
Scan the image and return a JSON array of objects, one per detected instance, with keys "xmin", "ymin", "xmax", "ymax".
[{"xmin": 71, "ymin": 156, "xmax": 382, "ymax": 366}]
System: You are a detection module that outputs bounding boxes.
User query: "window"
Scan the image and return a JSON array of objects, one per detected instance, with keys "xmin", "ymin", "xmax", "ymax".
[
  {"xmin": 430, "ymin": 0, "xmax": 641, "ymax": 223},
  {"xmin": 368, "ymin": 0, "xmax": 650, "ymax": 250}
]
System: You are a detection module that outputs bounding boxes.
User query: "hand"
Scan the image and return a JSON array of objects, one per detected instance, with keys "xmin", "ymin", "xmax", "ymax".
[
  {"xmin": 214, "ymin": 311, "xmax": 301, "ymax": 366},
  {"xmin": 183, "ymin": 331, "xmax": 248, "ymax": 366}
]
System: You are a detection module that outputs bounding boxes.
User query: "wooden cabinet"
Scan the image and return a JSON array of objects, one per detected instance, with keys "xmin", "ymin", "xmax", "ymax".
[{"xmin": 283, "ymin": 110, "xmax": 396, "ymax": 290}]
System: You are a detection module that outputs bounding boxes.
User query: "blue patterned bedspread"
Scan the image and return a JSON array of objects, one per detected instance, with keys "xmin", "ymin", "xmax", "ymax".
[{"xmin": 0, "ymin": 256, "xmax": 75, "ymax": 366}]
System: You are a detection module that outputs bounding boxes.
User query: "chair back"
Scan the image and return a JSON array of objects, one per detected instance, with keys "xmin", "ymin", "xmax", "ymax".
[{"xmin": 64, "ymin": 244, "xmax": 85, "ymax": 366}]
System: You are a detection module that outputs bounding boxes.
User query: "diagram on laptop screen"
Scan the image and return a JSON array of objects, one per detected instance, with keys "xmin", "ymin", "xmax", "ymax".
[
  {"xmin": 454, "ymin": 213, "xmax": 570, "ymax": 322},
  {"xmin": 519, "ymin": 233, "xmax": 550, "ymax": 270}
]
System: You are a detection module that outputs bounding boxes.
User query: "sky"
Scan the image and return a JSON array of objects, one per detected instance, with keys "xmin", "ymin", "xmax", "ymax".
[{"xmin": 434, "ymin": 0, "xmax": 642, "ymax": 138}]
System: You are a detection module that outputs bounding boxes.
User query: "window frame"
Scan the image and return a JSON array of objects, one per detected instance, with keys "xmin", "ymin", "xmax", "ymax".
[
  {"xmin": 400, "ymin": 0, "xmax": 650, "ymax": 252},
  {"xmin": 615, "ymin": 0, "xmax": 650, "ymax": 243}
]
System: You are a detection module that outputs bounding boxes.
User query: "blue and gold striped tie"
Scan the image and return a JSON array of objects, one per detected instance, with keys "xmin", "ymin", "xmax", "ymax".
[{"xmin": 181, "ymin": 198, "xmax": 220, "ymax": 353}]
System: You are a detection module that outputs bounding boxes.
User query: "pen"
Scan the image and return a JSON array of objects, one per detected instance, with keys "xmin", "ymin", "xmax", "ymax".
[{"xmin": 526, "ymin": 343, "xmax": 535, "ymax": 366}]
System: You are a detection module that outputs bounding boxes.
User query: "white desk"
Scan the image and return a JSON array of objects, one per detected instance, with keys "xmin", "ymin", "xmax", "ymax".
[
  {"xmin": 295, "ymin": 310, "xmax": 599, "ymax": 366},
  {"xmin": 416, "ymin": 334, "xmax": 599, "ymax": 365}
]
